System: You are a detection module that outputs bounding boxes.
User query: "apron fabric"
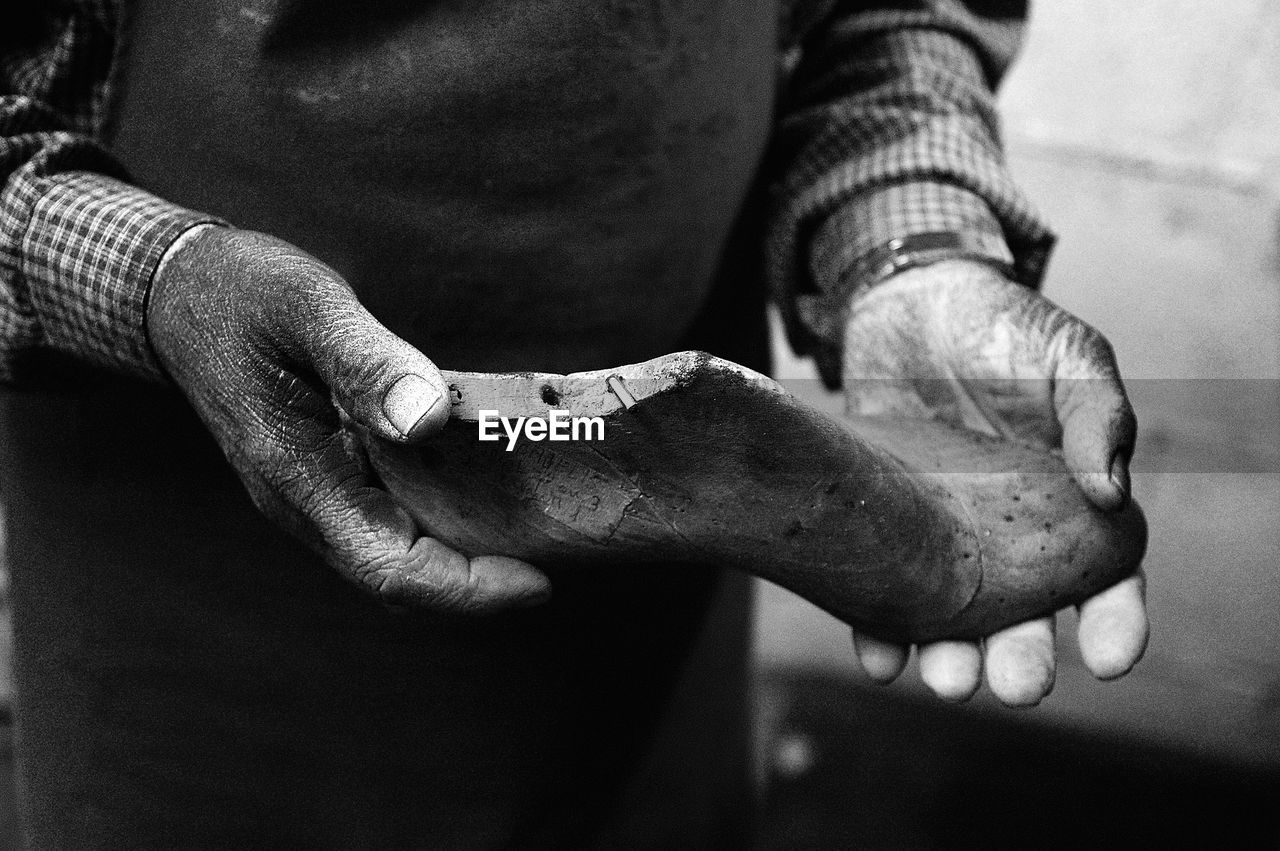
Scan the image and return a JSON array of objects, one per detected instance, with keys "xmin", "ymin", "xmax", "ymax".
[{"xmin": 3, "ymin": 0, "xmax": 777, "ymax": 846}]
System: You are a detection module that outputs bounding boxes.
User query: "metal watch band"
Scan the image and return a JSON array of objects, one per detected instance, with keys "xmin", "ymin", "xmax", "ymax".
[{"xmin": 842, "ymin": 231, "xmax": 1016, "ymax": 303}]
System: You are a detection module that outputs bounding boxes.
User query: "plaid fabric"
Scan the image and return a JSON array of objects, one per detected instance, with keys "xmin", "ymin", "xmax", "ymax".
[
  {"xmin": 1, "ymin": 0, "xmax": 1053, "ymax": 385},
  {"xmin": 19, "ymin": 172, "xmax": 221, "ymax": 379},
  {"xmin": 0, "ymin": 3, "xmax": 220, "ymax": 382}
]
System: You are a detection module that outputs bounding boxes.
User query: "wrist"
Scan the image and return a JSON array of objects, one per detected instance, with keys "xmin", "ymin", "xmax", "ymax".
[
  {"xmin": 145, "ymin": 223, "xmax": 233, "ymax": 380},
  {"xmin": 152, "ymin": 222, "xmax": 224, "ymax": 287}
]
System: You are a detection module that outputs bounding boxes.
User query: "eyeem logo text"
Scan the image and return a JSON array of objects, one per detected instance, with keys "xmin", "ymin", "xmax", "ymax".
[{"xmin": 478, "ymin": 410, "xmax": 606, "ymax": 451}]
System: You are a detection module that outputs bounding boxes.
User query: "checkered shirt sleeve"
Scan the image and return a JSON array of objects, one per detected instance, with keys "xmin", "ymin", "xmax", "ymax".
[
  {"xmin": 1, "ymin": 2, "xmax": 221, "ymax": 384},
  {"xmin": 769, "ymin": 0, "xmax": 1057, "ymax": 384}
]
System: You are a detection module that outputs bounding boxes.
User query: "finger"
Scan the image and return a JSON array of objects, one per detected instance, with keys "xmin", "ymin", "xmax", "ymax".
[
  {"xmin": 249, "ymin": 429, "xmax": 551, "ymax": 613},
  {"xmin": 371, "ymin": 539, "xmax": 554, "ymax": 614},
  {"xmin": 851, "ymin": 631, "xmax": 910, "ymax": 683},
  {"xmin": 918, "ymin": 641, "xmax": 983, "ymax": 702},
  {"xmin": 1077, "ymin": 571, "xmax": 1148, "ymax": 680},
  {"xmin": 287, "ymin": 291, "xmax": 452, "ymax": 443},
  {"xmin": 1050, "ymin": 323, "xmax": 1137, "ymax": 511},
  {"xmin": 984, "ymin": 616, "xmax": 1056, "ymax": 707}
]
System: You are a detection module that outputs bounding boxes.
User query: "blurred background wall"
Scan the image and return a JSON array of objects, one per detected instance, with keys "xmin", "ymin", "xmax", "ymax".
[{"xmin": 762, "ymin": 0, "xmax": 1280, "ymax": 777}]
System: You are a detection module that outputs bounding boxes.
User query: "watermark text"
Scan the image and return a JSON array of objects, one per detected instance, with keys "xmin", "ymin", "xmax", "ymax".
[{"xmin": 478, "ymin": 409, "xmax": 605, "ymax": 451}]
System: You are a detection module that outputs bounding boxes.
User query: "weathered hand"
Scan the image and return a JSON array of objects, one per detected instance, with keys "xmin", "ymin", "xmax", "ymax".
[
  {"xmin": 841, "ymin": 259, "xmax": 1148, "ymax": 706},
  {"xmin": 146, "ymin": 226, "xmax": 551, "ymax": 612}
]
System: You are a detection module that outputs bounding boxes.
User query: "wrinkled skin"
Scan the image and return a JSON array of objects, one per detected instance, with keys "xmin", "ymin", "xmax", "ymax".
[
  {"xmin": 841, "ymin": 260, "xmax": 1149, "ymax": 706},
  {"xmin": 148, "ymin": 230, "xmax": 1148, "ymax": 707},
  {"xmin": 146, "ymin": 225, "xmax": 552, "ymax": 612}
]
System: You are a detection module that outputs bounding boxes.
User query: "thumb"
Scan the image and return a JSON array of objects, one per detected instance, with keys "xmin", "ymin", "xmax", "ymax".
[
  {"xmin": 295, "ymin": 296, "xmax": 452, "ymax": 443},
  {"xmin": 1051, "ymin": 324, "xmax": 1137, "ymax": 511}
]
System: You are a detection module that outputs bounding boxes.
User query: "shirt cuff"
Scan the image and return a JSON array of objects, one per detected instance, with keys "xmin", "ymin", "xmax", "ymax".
[
  {"xmin": 18, "ymin": 171, "xmax": 226, "ymax": 381},
  {"xmin": 810, "ymin": 182, "xmax": 1012, "ymax": 292}
]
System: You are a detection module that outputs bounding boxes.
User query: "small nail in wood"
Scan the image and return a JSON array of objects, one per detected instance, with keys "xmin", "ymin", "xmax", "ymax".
[{"xmin": 606, "ymin": 375, "xmax": 636, "ymax": 409}]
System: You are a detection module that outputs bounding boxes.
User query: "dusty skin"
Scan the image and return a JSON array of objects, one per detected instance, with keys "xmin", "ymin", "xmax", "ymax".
[{"xmin": 364, "ymin": 351, "xmax": 1147, "ymax": 644}]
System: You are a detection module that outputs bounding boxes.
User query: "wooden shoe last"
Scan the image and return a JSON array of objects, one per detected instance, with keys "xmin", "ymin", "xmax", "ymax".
[{"xmin": 365, "ymin": 352, "xmax": 1147, "ymax": 642}]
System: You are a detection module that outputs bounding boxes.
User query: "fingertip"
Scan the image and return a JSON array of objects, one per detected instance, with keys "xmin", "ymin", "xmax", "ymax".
[
  {"xmin": 1078, "ymin": 574, "xmax": 1149, "ymax": 680},
  {"xmin": 306, "ymin": 303, "xmax": 450, "ymax": 442},
  {"xmin": 1056, "ymin": 371, "xmax": 1135, "ymax": 512},
  {"xmin": 984, "ymin": 619, "xmax": 1056, "ymax": 708},
  {"xmin": 918, "ymin": 641, "xmax": 983, "ymax": 702},
  {"xmin": 381, "ymin": 373, "xmax": 450, "ymax": 442},
  {"xmin": 467, "ymin": 556, "xmax": 553, "ymax": 611},
  {"xmin": 851, "ymin": 631, "xmax": 910, "ymax": 683},
  {"xmin": 379, "ymin": 539, "xmax": 550, "ymax": 614},
  {"xmin": 986, "ymin": 671, "xmax": 1053, "ymax": 708},
  {"xmin": 1072, "ymin": 471, "xmax": 1126, "ymax": 512}
]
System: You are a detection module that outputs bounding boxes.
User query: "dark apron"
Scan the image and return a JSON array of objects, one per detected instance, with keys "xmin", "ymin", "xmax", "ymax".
[{"xmin": 2, "ymin": 0, "xmax": 777, "ymax": 846}]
